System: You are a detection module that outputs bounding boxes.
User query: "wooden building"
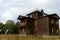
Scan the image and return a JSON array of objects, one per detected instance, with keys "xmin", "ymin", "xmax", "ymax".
[{"xmin": 17, "ymin": 9, "xmax": 60, "ymax": 35}]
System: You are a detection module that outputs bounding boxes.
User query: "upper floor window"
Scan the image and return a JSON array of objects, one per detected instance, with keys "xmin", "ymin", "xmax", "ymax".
[
  {"xmin": 51, "ymin": 19, "xmax": 58, "ymax": 25},
  {"xmin": 43, "ymin": 14, "xmax": 46, "ymax": 16},
  {"xmin": 34, "ymin": 14, "xmax": 36, "ymax": 18},
  {"xmin": 30, "ymin": 14, "xmax": 34, "ymax": 18},
  {"xmin": 30, "ymin": 15, "xmax": 32, "ymax": 18},
  {"xmin": 32, "ymin": 15, "xmax": 34, "ymax": 18}
]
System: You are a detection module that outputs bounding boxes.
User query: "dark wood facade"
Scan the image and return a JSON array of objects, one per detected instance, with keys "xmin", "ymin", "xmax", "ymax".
[
  {"xmin": 17, "ymin": 10, "xmax": 60, "ymax": 35},
  {"xmin": 35, "ymin": 16, "xmax": 49, "ymax": 35},
  {"xmin": 48, "ymin": 15, "xmax": 59, "ymax": 35}
]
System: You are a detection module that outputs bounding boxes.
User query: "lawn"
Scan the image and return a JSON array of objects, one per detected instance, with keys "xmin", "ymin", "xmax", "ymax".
[{"xmin": 0, "ymin": 34, "xmax": 60, "ymax": 40}]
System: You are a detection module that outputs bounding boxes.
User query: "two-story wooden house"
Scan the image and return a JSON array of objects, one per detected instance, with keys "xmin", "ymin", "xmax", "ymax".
[{"xmin": 17, "ymin": 9, "xmax": 60, "ymax": 35}]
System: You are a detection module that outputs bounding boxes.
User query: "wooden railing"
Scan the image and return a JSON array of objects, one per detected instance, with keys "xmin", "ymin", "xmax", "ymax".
[{"xmin": 19, "ymin": 22, "xmax": 27, "ymax": 27}]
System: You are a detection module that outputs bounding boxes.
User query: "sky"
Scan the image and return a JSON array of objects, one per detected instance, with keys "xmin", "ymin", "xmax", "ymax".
[{"xmin": 0, "ymin": 0, "xmax": 60, "ymax": 24}]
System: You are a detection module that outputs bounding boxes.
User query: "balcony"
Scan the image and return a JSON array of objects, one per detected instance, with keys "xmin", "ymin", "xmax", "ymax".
[{"xmin": 18, "ymin": 22, "xmax": 27, "ymax": 27}]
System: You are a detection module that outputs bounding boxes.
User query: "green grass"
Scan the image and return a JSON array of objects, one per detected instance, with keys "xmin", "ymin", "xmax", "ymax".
[{"xmin": 0, "ymin": 34, "xmax": 60, "ymax": 40}]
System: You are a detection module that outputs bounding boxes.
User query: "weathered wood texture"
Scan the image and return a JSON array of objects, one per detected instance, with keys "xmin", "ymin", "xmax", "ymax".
[
  {"xmin": 35, "ymin": 16, "xmax": 49, "ymax": 35},
  {"xmin": 26, "ymin": 19, "xmax": 35, "ymax": 35},
  {"xmin": 18, "ymin": 10, "xmax": 59, "ymax": 35},
  {"xmin": 49, "ymin": 17, "xmax": 59, "ymax": 35}
]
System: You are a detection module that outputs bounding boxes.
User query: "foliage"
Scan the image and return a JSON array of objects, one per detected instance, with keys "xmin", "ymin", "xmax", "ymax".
[
  {"xmin": 0, "ymin": 20, "xmax": 19, "ymax": 34},
  {"xmin": 0, "ymin": 22, "xmax": 4, "ymax": 33},
  {"xmin": 12, "ymin": 21, "xmax": 19, "ymax": 34},
  {"xmin": 0, "ymin": 23, "xmax": 4, "ymax": 29}
]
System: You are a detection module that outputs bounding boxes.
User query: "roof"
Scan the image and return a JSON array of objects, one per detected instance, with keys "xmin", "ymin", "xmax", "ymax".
[
  {"xmin": 48, "ymin": 14, "xmax": 60, "ymax": 19},
  {"xmin": 17, "ymin": 15, "xmax": 35, "ymax": 20},
  {"xmin": 27, "ymin": 10, "xmax": 48, "ymax": 16},
  {"xmin": 17, "ymin": 15, "xmax": 26, "ymax": 20},
  {"xmin": 27, "ymin": 10, "xmax": 40, "ymax": 15},
  {"xmin": 17, "ymin": 9, "xmax": 60, "ymax": 20},
  {"xmin": 48, "ymin": 14, "xmax": 59, "ymax": 17},
  {"xmin": 18, "ymin": 13, "xmax": 60, "ymax": 20},
  {"xmin": 36, "ymin": 13, "xmax": 60, "ymax": 19}
]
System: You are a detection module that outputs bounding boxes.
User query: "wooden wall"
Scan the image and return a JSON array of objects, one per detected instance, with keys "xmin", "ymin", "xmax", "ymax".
[
  {"xmin": 49, "ymin": 17, "xmax": 59, "ymax": 35},
  {"xmin": 26, "ymin": 19, "xmax": 35, "ymax": 35},
  {"xmin": 35, "ymin": 16, "xmax": 49, "ymax": 35}
]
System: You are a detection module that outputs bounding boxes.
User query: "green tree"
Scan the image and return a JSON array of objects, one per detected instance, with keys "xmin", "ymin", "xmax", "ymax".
[
  {"xmin": 4, "ymin": 20, "xmax": 15, "ymax": 34},
  {"xmin": 0, "ymin": 22, "xmax": 4, "ymax": 29},
  {"xmin": 0, "ymin": 22, "xmax": 4, "ymax": 33},
  {"xmin": 3, "ymin": 20, "xmax": 19, "ymax": 34},
  {"xmin": 14, "ymin": 21, "xmax": 19, "ymax": 34}
]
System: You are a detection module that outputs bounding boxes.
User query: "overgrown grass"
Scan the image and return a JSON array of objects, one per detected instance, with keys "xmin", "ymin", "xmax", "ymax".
[{"xmin": 0, "ymin": 34, "xmax": 60, "ymax": 40}]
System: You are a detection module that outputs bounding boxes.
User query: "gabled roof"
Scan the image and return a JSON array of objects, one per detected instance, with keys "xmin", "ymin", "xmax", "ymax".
[
  {"xmin": 48, "ymin": 13, "xmax": 60, "ymax": 19},
  {"xmin": 48, "ymin": 13, "xmax": 59, "ymax": 17},
  {"xmin": 17, "ymin": 9, "xmax": 60, "ymax": 20},
  {"xmin": 17, "ymin": 15, "xmax": 26, "ymax": 20},
  {"xmin": 27, "ymin": 10, "xmax": 40, "ymax": 15},
  {"xmin": 36, "ymin": 13, "xmax": 60, "ymax": 19},
  {"xmin": 17, "ymin": 15, "xmax": 35, "ymax": 20},
  {"xmin": 27, "ymin": 9, "xmax": 48, "ymax": 16}
]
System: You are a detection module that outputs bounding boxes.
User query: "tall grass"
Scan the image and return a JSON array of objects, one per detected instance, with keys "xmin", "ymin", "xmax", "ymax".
[{"xmin": 0, "ymin": 34, "xmax": 60, "ymax": 40}]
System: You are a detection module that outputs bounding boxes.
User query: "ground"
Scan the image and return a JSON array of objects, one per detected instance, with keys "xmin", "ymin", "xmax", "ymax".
[{"xmin": 0, "ymin": 34, "xmax": 60, "ymax": 40}]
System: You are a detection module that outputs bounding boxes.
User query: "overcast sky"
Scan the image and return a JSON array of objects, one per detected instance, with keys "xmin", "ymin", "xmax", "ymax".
[{"xmin": 0, "ymin": 0, "xmax": 60, "ymax": 24}]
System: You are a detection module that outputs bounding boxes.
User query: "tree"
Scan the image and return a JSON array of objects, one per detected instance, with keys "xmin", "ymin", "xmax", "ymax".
[
  {"xmin": 3, "ymin": 20, "xmax": 19, "ymax": 34},
  {"xmin": 0, "ymin": 22, "xmax": 4, "ymax": 33},
  {"xmin": 14, "ymin": 21, "xmax": 19, "ymax": 34},
  {"xmin": 0, "ymin": 22, "xmax": 4, "ymax": 29},
  {"xmin": 4, "ymin": 20, "xmax": 15, "ymax": 34}
]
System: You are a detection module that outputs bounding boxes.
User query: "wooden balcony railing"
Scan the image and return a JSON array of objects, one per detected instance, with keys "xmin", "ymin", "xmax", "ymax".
[{"xmin": 18, "ymin": 22, "xmax": 27, "ymax": 27}]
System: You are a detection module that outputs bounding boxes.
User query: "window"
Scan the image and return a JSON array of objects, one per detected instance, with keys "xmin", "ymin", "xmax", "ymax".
[
  {"xmin": 30, "ymin": 15, "xmax": 34, "ymax": 18},
  {"xmin": 57, "ymin": 29, "xmax": 59, "ymax": 33},
  {"xmin": 52, "ymin": 28, "xmax": 53, "ymax": 33},
  {"xmin": 56, "ymin": 21, "xmax": 58, "ymax": 24},
  {"xmin": 43, "ymin": 14, "xmax": 46, "ymax": 16},
  {"xmin": 34, "ymin": 14, "xmax": 36, "ymax": 18},
  {"xmin": 32, "ymin": 15, "xmax": 33, "ymax": 18},
  {"xmin": 30, "ymin": 15, "xmax": 32, "ymax": 18},
  {"xmin": 51, "ymin": 19, "xmax": 53, "ymax": 24}
]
